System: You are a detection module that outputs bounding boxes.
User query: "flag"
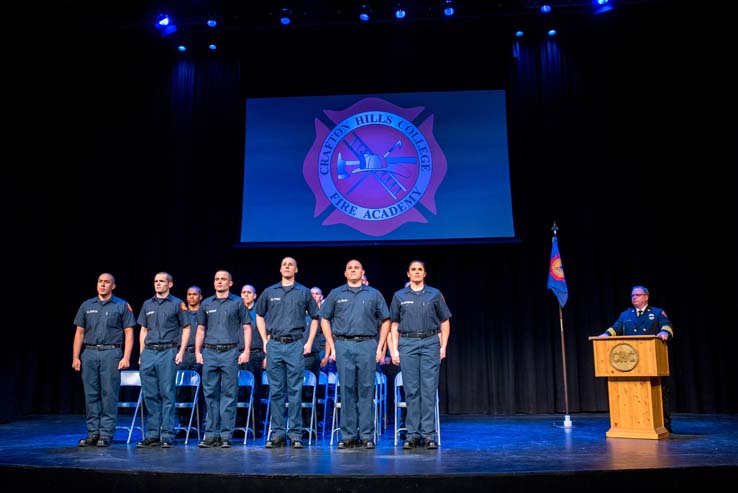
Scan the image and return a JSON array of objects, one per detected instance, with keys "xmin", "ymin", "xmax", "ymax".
[{"xmin": 547, "ymin": 236, "xmax": 568, "ymax": 307}]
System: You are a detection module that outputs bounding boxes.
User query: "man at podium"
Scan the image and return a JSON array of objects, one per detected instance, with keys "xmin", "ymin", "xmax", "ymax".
[{"xmin": 599, "ymin": 285, "xmax": 674, "ymax": 432}]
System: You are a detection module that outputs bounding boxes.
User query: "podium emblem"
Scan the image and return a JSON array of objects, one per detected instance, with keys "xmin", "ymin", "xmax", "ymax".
[{"xmin": 609, "ymin": 343, "xmax": 639, "ymax": 372}]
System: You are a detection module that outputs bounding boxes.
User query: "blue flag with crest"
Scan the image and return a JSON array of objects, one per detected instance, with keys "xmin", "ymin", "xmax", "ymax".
[{"xmin": 547, "ymin": 236, "xmax": 568, "ymax": 307}]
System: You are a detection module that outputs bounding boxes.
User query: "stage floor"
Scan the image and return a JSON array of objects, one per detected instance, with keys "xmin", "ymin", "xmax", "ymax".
[{"xmin": 2, "ymin": 413, "xmax": 737, "ymax": 491}]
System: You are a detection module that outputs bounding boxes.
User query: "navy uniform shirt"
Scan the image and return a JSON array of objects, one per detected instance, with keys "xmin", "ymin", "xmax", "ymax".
[
  {"xmin": 605, "ymin": 305, "xmax": 673, "ymax": 339},
  {"xmin": 320, "ymin": 285, "xmax": 390, "ymax": 337},
  {"xmin": 137, "ymin": 294, "xmax": 188, "ymax": 345},
  {"xmin": 197, "ymin": 293, "xmax": 251, "ymax": 345},
  {"xmin": 73, "ymin": 295, "xmax": 136, "ymax": 345},
  {"xmin": 255, "ymin": 282, "xmax": 318, "ymax": 338},
  {"xmin": 304, "ymin": 312, "xmax": 324, "ymax": 352},
  {"xmin": 389, "ymin": 285, "xmax": 452, "ymax": 333},
  {"xmin": 184, "ymin": 309, "xmax": 199, "ymax": 347},
  {"xmin": 247, "ymin": 304, "xmax": 264, "ymax": 350}
]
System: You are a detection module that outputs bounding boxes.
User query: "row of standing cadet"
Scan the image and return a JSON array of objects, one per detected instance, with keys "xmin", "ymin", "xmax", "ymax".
[
  {"xmin": 71, "ymin": 258, "xmax": 452, "ymax": 450},
  {"xmin": 71, "ymin": 264, "xmax": 674, "ymax": 449}
]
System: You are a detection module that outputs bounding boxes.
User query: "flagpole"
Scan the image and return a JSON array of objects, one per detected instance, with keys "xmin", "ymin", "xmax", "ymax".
[
  {"xmin": 558, "ymin": 303, "xmax": 572, "ymax": 428},
  {"xmin": 551, "ymin": 222, "xmax": 572, "ymax": 428}
]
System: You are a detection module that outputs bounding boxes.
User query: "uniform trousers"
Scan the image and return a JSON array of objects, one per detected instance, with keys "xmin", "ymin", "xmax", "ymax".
[
  {"xmin": 398, "ymin": 335, "xmax": 440, "ymax": 442},
  {"xmin": 202, "ymin": 347, "xmax": 239, "ymax": 441},
  {"xmin": 81, "ymin": 347, "xmax": 122, "ymax": 439},
  {"xmin": 265, "ymin": 339, "xmax": 304, "ymax": 441},
  {"xmin": 140, "ymin": 347, "xmax": 178, "ymax": 441},
  {"xmin": 334, "ymin": 338, "xmax": 377, "ymax": 442}
]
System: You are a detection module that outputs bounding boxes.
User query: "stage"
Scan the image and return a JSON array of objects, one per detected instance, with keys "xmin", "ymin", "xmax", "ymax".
[{"xmin": 1, "ymin": 413, "xmax": 736, "ymax": 491}]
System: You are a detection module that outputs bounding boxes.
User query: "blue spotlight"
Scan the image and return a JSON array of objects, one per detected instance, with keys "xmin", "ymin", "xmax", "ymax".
[
  {"xmin": 154, "ymin": 13, "xmax": 177, "ymax": 38},
  {"xmin": 177, "ymin": 45, "xmax": 186, "ymax": 52},
  {"xmin": 156, "ymin": 14, "xmax": 171, "ymax": 27},
  {"xmin": 593, "ymin": 0, "xmax": 614, "ymax": 15},
  {"xmin": 208, "ymin": 44, "xmax": 217, "ymax": 51},
  {"xmin": 206, "ymin": 19, "xmax": 217, "ymax": 28},
  {"xmin": 394, "ymin": 3, "xmax": 406, "ymax": 19},
  {"xmin": 443, "ymin": 0, "xmax": 455, "ymax": 17},
  {"xmin": 280, "ymin": 8, "xmax": 292, "ymax": 25},
  {"xmin": 359, "ymin": 4, "xmax": 371, "ymax": 22},
  {"xmin": 540, "ymin": 4, "xmax": 552, "ymax": 14},
  {"xmin": 515, "ymin": 30, "xmax": 524, "ymax": 38},
  {"xmin": 547, "ymin": 29, "xmax": 557, "ymax": 36}
]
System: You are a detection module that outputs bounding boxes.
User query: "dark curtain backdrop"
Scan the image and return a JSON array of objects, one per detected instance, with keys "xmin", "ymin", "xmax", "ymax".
[{"xmin": 5, "ymin": 3, "xmax": 736, "ymax": 422}]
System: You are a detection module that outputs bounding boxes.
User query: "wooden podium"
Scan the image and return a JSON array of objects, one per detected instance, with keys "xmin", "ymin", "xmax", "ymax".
[{"xmin": 589, "ymin": 335, "xmax": 670, "ymax": 439}]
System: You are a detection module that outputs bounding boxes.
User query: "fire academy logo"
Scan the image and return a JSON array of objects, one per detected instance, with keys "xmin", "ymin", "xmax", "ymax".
[{"xmin": 303, "ymin": 98, "xmax": 447, "ymax": 236}]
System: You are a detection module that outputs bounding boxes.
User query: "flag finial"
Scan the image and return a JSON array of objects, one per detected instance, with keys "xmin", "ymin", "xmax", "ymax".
[{"xmin": 551, "ymin": 221, "xmax": 559, "ymax": 235}]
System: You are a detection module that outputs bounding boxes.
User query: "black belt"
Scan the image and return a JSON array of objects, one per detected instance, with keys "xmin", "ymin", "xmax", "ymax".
[
  {"xmin": 401, "ymin": 331, "xmax": 439, "ymax": 339},
  {"xmin": 203, "ymin": 343, "xmax": 238, "ymax": 352},
  {"xmin": 85, "ymin": 344, "xmax": 121, "ymax": 351},
  {"xmin": 185, "ymin": 346, "xmax": 196, "ymax": 353},
  {"xmin": 271, "ymin": 335, "xmax": 301, "ymax": 343},
  {"xmin": 335, "ymin": 335, "xmax": 374, "ymax": 342},
  {"xmin": 250, "ymin": 348, "xmax": 264, "ymax": 353},
  {"xmin": 146, "ymin": 343, "xmax": 178, "ymax": 351}
]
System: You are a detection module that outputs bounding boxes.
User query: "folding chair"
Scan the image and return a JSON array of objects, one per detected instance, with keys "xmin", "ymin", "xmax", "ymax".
[
  {"xmin": 260, "ymin": 371, "xmax": 270, "ymax": 440},
  {"xmin": 116, "ymin": 370, "xmax": 145, "ymax": 444},
  {"xmin": 378, "ymin": 371, "xmax": 388, "ymax": 434},
  {"xmin": 373, "ymin": 371, "xmax": 386, "ymax": 441},
  {"xmin": 329, "ymin": 374, "xmax": 342, "ymax": 445},
  {"xmin": 234, "ymin": 370, "xmax": 256, "ymax": 444},
  {"xmin": 316, "ymin": 371, "xmax": 329, "ymax": 437},
  {"xmin": 301, "ymin": 370, "xmax": 318, "ymax": 443},
  {"xmin": 393, "ymin": 371, "xmax": 441, "ymax": 446},
  {"xmin": 324, "ymin": 370, "xmax": 338, "ymax": 438},
  {"xmin": 174, "ymin": 369, "xmax": 201, "ymax": 444}
]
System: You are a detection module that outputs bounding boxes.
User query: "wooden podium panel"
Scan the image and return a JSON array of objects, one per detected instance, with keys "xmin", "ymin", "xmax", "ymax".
[{"xmin": 590, "ymin": 336, "xmax": 670, "ymax": 439}]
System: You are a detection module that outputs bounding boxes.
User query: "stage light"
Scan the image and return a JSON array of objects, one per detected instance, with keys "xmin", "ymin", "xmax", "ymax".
[
  {"xmin": 208, "ymin": 44, "xmax": 217, "ymax": 51},
  {"xmin": 547, "ymin": 29, "xmax": 557, "ymax": 36},
  {"xmin": 443, "ymin": 0, "xmax": 455, "ymax": 17},
  {"xmin": 359, "ymin": 4, "xmax": 371, "ymax": 22},
  {"xmin": 515, "ymin": 30, "xmax": 524, "ymax": 38},
  {"xmin": 206, "ymin": 19, "xmax": 217, "ymax": 28},
  {"xmin": 154, "ymin": 13, "xmax": 177, "ymax": 38},
  {"xmin": 279, "ymin": 8, "xmax": 292, "ymax": 25},
  {"xmin": 394, "ymin": 3, "xmax": 406, "ymax": 20},
  {"xmin": 593, "ymin": 0, "xmax": 614, "ymax": 15},
  {"xmin": 156, "ymin": 14, "xmax": 171, "ymax": 28},
  {"xmin": 540, "ymin": 4, "xmax": 552, "ymax": 14}
]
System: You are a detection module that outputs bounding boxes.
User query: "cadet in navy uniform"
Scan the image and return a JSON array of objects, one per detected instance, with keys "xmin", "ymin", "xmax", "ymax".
[
  {"xmin": 303, "ymin": 287, "xmax": 325, "ymax": 381},
  {"xmin": 256, "ymin": 257, "xmax": 320, "ymax": 449},
  {"xmin": 176, "ymin": 285, "xmax": 205, "ymax": 430},
  {"xmin": 239, "ymin": 284, "xmax": 266, "ymax": 436},
  {"xmin": 321, "ymin": 259, "xmax": 390, "ymax": 449},
  {"xmin": 136, "ymin": 272, "xmax": 190, "ymax": 448},
  {"xmin": 72, "ymin": 273, "xmax": 136, "ymax": 447},
  {"xmin": 310, "ymin": 286, "xmax": 336, "ymax": 374},
  {"xmin": 599, "ymin": 285, "xmax": 674, "ymax": 431},
  {"xmin": 195, "ymin": 270, "xmax": 252, "ymax": 448},
  {"xmin": 389, "ymin": 260, "xmax": 451, "ymax": 450},
  {"xmin": 178, "ymin": 285, "xmax": 202, "ymax": 372}
]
